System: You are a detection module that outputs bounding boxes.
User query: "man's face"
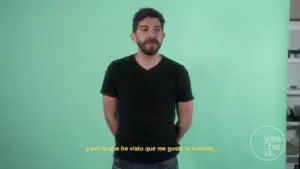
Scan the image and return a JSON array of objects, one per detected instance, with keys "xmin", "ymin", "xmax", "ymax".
[{"xmin": 131, "ymin": 17, "xmax": 165, "ymax": 56}]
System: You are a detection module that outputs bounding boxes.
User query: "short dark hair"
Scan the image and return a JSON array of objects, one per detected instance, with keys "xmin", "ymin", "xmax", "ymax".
[{"xmin": 132, "ymin": 7, "xmax": 165, "ymax": 33}]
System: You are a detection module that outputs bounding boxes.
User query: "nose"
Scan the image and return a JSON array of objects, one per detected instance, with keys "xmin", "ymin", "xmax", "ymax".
[
  {"xmin": 147, "ymin": 29, "xmax": 158, "ymax": 38},
  {"xmin": 148, "ymin": 33, "xmax": 156, "ymax": 39}
]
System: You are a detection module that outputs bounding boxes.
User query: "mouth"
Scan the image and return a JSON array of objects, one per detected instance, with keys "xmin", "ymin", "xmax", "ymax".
[
  {"xmin": 146, "ymin": 43, "xmax": 157, "ymax": 47},
  {"xmin": 146, "ymin": 39, "xmax": 158, "ymax": 44},
  {"xmin": 146, "ymin": 42, "xmax": 159, "ymax": 48}
]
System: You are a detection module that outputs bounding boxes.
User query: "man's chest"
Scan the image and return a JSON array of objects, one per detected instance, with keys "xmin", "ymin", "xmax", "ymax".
[{"xmin": 115, "ymin": 70, "xmax": 177, "ymax": 101}]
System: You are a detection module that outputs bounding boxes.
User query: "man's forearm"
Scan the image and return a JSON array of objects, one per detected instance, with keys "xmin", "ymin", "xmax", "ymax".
[
  {"xmin": 105, "ymin": 116, "xmax": 118, "ymax": 136},
  {"xmin": 175, "ymin": 101, "xmax": 193, "ymax": 142},
  {"xmin": 175, "ymin": 120, "xmax": 192, "ymax": 142}
]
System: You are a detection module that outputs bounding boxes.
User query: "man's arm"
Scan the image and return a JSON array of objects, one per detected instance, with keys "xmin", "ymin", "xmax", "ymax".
[
  {"xmin": 102, "ymin": 95, "xmax": 118, "ymax": 136},
  {"xmin": 176, "ymin": 101, "xmax": 193, "ymax": 142},
  {"xmin": 100, "ymin": 61, "xmax": 119, "ymax": 136},
  {"xmin": 175, "ymin": 66, "xmax": 194, "ymax": 142}
]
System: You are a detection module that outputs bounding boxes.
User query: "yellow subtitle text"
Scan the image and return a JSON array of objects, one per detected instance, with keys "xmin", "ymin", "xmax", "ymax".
[{"xmin": 85, "ymin": 146, "xmax": 215, "ymax": 153}]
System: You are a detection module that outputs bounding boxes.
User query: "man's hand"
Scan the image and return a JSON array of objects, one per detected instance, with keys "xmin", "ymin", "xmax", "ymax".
[
  {"xmin": 176, "ymin": 101, "xmax": 193, "ymax": 142},
  {"xmin": 102, "ymin": 95, "xmax": 118, "ymax": 136}
]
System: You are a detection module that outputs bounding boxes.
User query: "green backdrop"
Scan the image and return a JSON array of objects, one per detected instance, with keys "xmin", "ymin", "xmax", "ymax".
[{"xmin": 1, "ymin": 0, "xmax": 290, "ymax": 169}]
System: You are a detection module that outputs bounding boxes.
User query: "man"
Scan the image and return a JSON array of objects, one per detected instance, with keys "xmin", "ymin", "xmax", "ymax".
[{"xmin": 100, "ymin": 7, "xmax": 194, "ymax": 169}]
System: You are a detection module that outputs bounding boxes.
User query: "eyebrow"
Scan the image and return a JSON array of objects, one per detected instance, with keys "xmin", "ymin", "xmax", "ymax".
[{"xmin": 139, "ymin": 25, "xmax": 162, "ymax": 28}]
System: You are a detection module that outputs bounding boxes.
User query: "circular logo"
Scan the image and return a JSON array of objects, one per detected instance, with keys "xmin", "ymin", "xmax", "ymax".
[{"xmin": 249, "ymin": 125, "xmax": 285, "ymax": 161}]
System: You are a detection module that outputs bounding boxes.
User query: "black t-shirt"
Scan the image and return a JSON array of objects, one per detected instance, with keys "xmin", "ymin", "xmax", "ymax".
[{"xmin": 100, "ymin": 54, "xmax": 194, "ymax": 163}]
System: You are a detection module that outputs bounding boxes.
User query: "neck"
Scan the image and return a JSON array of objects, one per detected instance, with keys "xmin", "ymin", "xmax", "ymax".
[{"xmin": 135, "ymin": 51, "xmax": 162, "ymax": 69}]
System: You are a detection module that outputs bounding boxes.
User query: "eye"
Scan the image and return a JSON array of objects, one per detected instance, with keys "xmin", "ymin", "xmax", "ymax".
[
  {"xmin": 155, "ymin": 28, "xmax": 161, "ymax": 32},
  {"xmin": 141, "ymin": 28, "xmax": 148, "ymax": 32}
]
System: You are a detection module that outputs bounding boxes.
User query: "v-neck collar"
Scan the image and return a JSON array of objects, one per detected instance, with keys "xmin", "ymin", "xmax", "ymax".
[{"xmin": 132, "ymin": 54, "xmax": 165, "ymax": 72}]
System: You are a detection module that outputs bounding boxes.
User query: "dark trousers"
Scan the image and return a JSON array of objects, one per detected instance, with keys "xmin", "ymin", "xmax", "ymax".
[{"xmin": 112, "ymin": 156, "xmax": 179, "ymax": 169}]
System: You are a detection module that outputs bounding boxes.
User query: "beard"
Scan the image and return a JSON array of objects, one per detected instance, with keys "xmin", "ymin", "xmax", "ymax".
[{"xmin": 137, "ymin": 39, "xmax": 161, "ymax": 56}]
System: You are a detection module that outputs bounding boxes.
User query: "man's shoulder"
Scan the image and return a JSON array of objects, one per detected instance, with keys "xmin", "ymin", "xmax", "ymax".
[
  {"xmin": 162, "ymin": 55, "xmax": 187, "ymax": 71},
  {"xmin": 107, "ymin": 54, "xmax": 135, "ymax": 70},
  {"xmin": 110, "ymin": 54, "xmax": 134, "ymax": 65}
]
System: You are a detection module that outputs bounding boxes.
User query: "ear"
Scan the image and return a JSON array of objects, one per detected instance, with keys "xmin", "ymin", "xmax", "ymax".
[{"xmin": 131, "ymin": 32, "xmax": 137, "ymax": 43}]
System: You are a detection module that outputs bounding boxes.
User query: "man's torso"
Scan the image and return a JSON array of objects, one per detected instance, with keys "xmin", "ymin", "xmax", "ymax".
[{"xmin": 106, "ymin": 54, "xmax": 184, "ymax": 163}]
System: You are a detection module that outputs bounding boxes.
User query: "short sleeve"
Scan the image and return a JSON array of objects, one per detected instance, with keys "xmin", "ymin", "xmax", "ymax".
[
  {"xmin": 176, "ymin": 66, "xmax": 194, "ymax": 102},
  {"xmin": 100, "ymin": 61, "xmax": 118, "ymax": 97}
]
